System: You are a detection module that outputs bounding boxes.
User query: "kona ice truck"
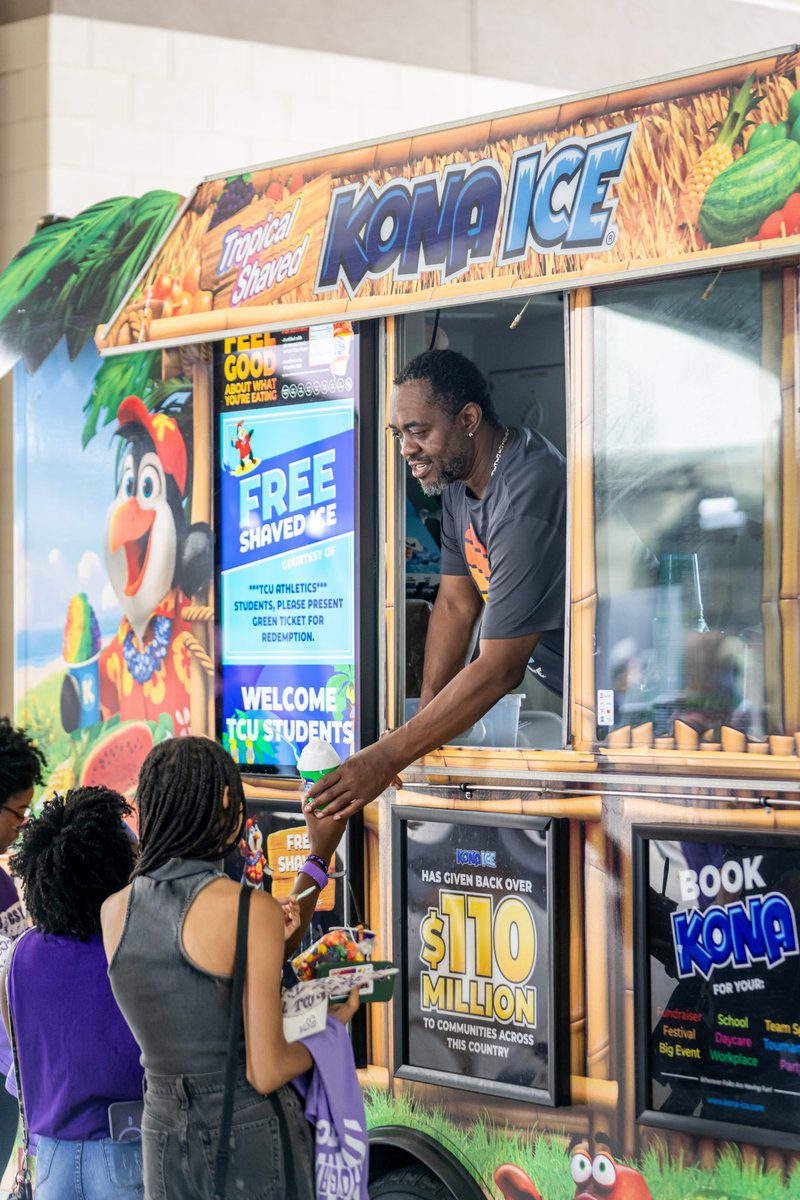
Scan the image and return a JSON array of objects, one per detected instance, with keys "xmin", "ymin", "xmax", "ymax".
[{"xmin": 6, "ymin": 43, "xmax": 800, "ymax": 1200}]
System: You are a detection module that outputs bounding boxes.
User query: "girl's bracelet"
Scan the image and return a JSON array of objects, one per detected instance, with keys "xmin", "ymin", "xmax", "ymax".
[
  {"xmin": 299, "ymin": 859, "xmax": 329, "ymax": 891},
  {"xmin": 305, "ymin": 853, "xmax": 328, "ymax": 872}
]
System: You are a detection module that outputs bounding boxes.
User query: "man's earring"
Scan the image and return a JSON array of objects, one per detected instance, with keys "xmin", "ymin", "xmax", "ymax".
[{"xmin": 468, "ymin": 431, "xmax": 474, "ymax": 438}]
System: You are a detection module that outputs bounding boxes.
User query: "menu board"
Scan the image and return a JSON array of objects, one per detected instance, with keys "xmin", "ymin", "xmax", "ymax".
[
  {"xmin": 634, "ymin": 826, "xmax": 800, "ymax": 1148},
  {"xmin": 392, "ymin": 807, "xmax": 568, "ymax": 1104},
  {"xmin": 215, "ymin": 325, "xmax": 357, "ymax": 772}
]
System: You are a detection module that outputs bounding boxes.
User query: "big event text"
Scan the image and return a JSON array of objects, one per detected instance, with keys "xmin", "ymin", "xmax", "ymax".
[{"xmin": 212, "ymin": 125, "xmax": 635, "ymax": 305}]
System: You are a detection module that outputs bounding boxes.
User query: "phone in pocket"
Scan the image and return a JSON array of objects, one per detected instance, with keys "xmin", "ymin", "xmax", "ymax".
[{"xmin": 108, "ymin": 1100, "xmax": 144, "ymax": 1141}]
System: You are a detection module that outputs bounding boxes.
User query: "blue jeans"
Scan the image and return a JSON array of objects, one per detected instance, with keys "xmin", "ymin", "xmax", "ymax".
[
  {"xmin": 142, "ymin": 1066, "xmax": 314, "ymax": 1200},
  {"xmin": 34, "ymin": 1135, "xmax": 143, "ymax": 1199}
]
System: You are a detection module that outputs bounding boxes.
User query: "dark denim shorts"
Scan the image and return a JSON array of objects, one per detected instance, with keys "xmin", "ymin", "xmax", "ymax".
[{"xmin": 142, "ymin": 1066, "xmax": 315, "ymax": 1200}]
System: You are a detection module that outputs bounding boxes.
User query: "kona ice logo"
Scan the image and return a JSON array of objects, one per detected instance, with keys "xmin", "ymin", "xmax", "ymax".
[
  {"xmin": 315, "ymin": 125, "xmax": 635, "ymax": 295},
  {"xmin": 670, "ymin": 856, "xmax": 799, "ymax": 980}
]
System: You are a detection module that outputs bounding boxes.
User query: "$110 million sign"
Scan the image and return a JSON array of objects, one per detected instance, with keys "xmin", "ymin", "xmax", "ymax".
[{"xmin": 393, "ymin": 808, "xmax": 568, "ymax": 1104}]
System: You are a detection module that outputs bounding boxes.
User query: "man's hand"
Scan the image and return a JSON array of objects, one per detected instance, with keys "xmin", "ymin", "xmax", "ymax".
[
  {"xmin": 303, "ymin": 740, "xmax": 400, "ymax": 820},
  {"xmin": 303, "ymin": 633, "xmax": 539, "ymax": 820}
]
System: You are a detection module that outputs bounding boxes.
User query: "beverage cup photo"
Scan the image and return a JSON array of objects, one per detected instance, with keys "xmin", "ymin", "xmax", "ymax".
[
  {"xmin": 298, "ymin": 737, "xmax": 342, "ymax": 811},
  {"xmin": 62, "ymin": 593, "xmax": 102, "ymax": 729},
  {"xmin": 65, "ymin": 651, "xmax": 101, "ymax": 728}
]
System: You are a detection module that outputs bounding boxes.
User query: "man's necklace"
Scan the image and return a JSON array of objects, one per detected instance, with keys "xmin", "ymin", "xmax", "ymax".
[{"xmin": 489, "ymin": 426, "xmax": 510, "ymax": 478}]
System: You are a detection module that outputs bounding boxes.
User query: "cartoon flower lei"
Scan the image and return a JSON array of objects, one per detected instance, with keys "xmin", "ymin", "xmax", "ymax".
[{"xmin": 122, "ymin": 615, "xmax": 173, "ymax": 684}]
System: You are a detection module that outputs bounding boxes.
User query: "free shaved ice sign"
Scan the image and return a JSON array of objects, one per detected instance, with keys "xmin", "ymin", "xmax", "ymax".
[{"xmin": 215, "ymin": 327, "xmax": 357, "ymax": 770}]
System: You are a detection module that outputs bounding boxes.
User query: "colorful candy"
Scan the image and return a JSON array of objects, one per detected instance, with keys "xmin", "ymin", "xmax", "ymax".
[{"xmin": 292, "ymin": 926, "xmax": 375, "ymax": 981}]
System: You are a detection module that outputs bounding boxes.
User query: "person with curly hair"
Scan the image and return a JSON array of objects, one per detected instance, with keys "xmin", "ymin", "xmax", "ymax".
[
  {"xmin": 1, "ymin": 786, "xmax": 144, "ymax": 1199},
  {"xmin": 0, "ymin": 716, "xmax": 46, "ymax": 1171},
  {"xmin": 0, "ymin": 716, "xmax": 45, "ymax": 942}
]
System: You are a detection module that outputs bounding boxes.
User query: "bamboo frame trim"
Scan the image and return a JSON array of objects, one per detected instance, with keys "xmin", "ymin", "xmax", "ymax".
[
  {"xmin": 384, "ymin": 316, "xmax": 399, "ymax": 734},
  {"xmin": 781, "ymin": 268, "xmax": 800, "ymax": 735},
  {"xmin": 762, "ymin": 273, "xmax": 785, "ymax": 733},
  {"xmin": 99, "ymin": 246, "xmax": 800, "ymax": 357},
  {"xmin": 569, "ymin": 290, "xmax": 597, "ymax": 750},
  {"xmin": 392, "ymin": 790, "xmax": 603, "ymax": 821},
  {"xmin": 598, "ymin": 748, "xmax": 800, "ymax": 778},
  {"xmin": 188, "ymin": 357, "xmax": 214, "ymax": 739}
]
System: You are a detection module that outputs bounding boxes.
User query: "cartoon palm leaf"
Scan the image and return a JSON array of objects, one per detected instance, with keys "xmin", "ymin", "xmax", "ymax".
[
  {"xmin": 328, "ymin": 667, "xmax": 355, "ymax": 692},
  {"xmin": 81, "ymin": 351, "xmax": 161, "ymax": 448},
  {"xmin": 0, "ymin": 213, "xmax": 89, "ymax": 326},
  {"xmin": 327, "ymin": 667, "xmax": 356, "ymax": 720},
  {"xmin": 106, "ymin": 190, "xmax": 181, "ymax": 302},
  {"xmin": 0, "ymin": 190, "xmax": 181, "ymax": 372},
  {"xmin": 144, "ymin": 377, "xmax": 193, "ymax": 415},
  {"xmin": 0, "ymin": 197, "xmax": 130, "ymax": 322},
  {"xmin": 67, "ymin": 191, "xmax": 180, "ymax": 361}
]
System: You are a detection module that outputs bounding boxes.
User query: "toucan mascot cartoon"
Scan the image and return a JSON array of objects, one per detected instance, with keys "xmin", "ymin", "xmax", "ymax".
[
  {"xmin": 233, "ymin": 419, "xmax": 256, "ymax": 471},
  {"xmin": 61, "ymin": 395, "xmax": 212, "ymax": 734}
]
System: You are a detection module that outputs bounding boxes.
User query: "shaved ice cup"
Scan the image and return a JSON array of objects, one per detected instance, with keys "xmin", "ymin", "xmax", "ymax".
[
  {"xmin": 299, "ymin": 765, "xmax": 339, "ymax": 812},
  {"xmin": 66, "ymin": 651, "xmax": 101, "ymax": 728},
  {"xmin": 298, "ymin": 739, "xmax": 342, "ymax": 812}
]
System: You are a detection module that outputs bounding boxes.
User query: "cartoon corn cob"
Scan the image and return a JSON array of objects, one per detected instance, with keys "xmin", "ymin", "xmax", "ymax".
[{"xmin": 681, "ymin": 72, "xmax": 760, "ymax": 225}]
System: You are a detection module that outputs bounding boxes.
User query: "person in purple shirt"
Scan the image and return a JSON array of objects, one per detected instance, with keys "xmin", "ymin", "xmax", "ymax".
[
  {"xmin": 1, "ymin": 785, "xmax": 144, "ymax": 1199},
  {"xmin": 0, "ymin": 717, "xmax": 45, "ymax": 1173}
]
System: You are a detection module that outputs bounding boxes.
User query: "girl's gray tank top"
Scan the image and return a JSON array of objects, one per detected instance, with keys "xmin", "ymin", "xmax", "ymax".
[{"xmin": 108, "ymin": 857, "xmax": 242, "ymax": 1076}]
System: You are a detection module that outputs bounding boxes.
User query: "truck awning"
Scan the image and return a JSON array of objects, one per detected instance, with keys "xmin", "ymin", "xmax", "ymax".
[{"xmin": 90, "ymin": 43, "xmax": 798, "ymax": 357}]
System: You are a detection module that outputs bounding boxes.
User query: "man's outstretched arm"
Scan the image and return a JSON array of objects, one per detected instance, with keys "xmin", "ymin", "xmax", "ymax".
[
  {"xmin": 418, "ymin": 573, "xmax": 482, "ymax": 708},
  {"xmin": 304, "ymin": 629, "xmax": 540, "ymax": 819}
]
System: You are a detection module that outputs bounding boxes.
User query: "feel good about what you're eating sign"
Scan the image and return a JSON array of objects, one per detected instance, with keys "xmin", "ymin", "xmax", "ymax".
[{"xmin": 214, "ymin": 326, "xmax": 357, "ymax": 772}]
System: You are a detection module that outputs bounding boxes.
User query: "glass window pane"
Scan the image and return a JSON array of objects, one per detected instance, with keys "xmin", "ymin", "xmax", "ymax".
[
  {"xmin": 397, "ymin": 298, "xmax": 568, "ymax": 750},
  {"xmin": 592, "ymin": 268, "xmax": 783, "ymax": 746}
]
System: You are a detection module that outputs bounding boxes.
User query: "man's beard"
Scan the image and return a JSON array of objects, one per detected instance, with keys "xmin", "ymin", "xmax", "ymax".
[{"xmin": 416, "ymin": 451, "xmax": 470, "ymax": 497}]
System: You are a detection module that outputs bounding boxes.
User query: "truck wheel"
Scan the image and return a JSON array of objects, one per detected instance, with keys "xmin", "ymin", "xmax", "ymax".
[{"xmin": 369, "ymin": 1165, "xmax": 454, "ymax": 1199}]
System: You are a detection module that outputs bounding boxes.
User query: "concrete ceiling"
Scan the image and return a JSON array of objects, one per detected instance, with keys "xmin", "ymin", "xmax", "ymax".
[{"xmin": 0, "ymin": 0, "xmax": 798, "ymax": 92}]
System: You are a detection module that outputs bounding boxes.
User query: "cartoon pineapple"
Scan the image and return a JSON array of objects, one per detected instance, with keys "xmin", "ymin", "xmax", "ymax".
[{"xmin": 41, "ymin": 758, "xmax": 76, "ymax": 805}]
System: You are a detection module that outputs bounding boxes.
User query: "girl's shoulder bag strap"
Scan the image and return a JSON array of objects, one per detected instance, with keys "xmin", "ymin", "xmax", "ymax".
[{"xmin": 214, "ymin": 884, "xmax": 252, "ymax": 1200}]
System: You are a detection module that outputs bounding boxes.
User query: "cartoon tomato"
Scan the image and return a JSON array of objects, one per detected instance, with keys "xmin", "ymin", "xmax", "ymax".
[
  {"xmin": 569, "ymin": 1147, "xmax": 652, "ymax": 1200},
  {"xmin": 494, "ymin": 1149, "xmax": 652, "ymax": 1200},
  {"xmin": 494, "ymin": 1163, "xmax": 543, "ymax": 1200}
]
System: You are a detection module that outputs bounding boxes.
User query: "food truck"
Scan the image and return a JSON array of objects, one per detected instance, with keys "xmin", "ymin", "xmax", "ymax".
[{"xmin": 6, "ymin": 42, "xmax": 800, "ymax": 1200}]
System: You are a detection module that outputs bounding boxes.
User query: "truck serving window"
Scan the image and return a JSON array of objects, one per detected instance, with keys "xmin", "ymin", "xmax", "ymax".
[
  {"xmin": 592, "ymin": 267, "xmax": 785, "ymax": 749},
  {"xmin": 396, "ymin": 296, "xmax": 568, "ymax": 752}
]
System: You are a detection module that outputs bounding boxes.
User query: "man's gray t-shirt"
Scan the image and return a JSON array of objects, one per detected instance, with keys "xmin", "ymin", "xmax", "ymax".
[{"xmin": 439, "ymin": 426, "xmax": 566, "ymax": 695}]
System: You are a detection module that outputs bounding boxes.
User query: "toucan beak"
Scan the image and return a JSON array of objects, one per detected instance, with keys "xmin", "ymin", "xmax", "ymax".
[{"xmin": 109, "ymin": 497, "xmax": 156, "ymax": 596}]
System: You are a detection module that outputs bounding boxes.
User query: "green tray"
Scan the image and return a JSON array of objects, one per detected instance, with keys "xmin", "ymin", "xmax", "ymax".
[{"xmin": 315, "ymin": 960, "xmax": 396, "ymax": 1003}]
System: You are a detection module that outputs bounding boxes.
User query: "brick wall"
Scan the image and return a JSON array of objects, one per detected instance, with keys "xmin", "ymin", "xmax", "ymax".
[
  {"xmin": 0, "ymin": 17, "xmax": 48, "ymax": 274},
  {"xmin": 2, "ymin": 12, "xmax": 560, "ymax": 262},
  {"xmin": 0, "ymin": 12, "xmax": 562, "ymax": 713}
]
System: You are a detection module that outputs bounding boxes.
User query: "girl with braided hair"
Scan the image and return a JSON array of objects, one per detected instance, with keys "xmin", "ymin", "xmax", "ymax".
[
  {"xmin": 0, "ymin": 784, "xmax": 144, "ymax": 1198},
  {"xmin": 101, "ymin": 736, "xmax": 355, "ymax": 1200}
]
